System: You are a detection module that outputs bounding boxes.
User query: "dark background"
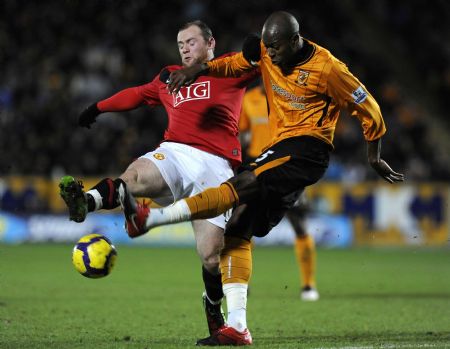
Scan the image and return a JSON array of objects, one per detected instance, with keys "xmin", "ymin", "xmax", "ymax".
[{"xmin": 1, "ymin": 0, "xmax": 449, "ymax": 181}]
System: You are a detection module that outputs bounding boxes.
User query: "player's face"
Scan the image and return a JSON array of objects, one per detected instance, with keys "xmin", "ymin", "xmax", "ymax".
[
  {"xmin": 177, "ymin": 25, "xmax": 214, "ymax": 67},
  {"xmin": 262, "ymin": 32, "xmax": 297, "ymax": 69}
]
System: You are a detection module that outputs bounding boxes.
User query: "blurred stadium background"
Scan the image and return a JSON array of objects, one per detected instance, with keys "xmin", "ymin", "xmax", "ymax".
[{"xmin": 0, "ymin": 0, "xmax": 448, "ymax": 246}]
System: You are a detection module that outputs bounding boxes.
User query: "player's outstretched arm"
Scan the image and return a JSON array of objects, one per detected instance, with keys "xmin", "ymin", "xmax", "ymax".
[
  {"xmin": 168, "ymin": 63, "xmax": 209, "ymax": 94},
  {"xmin": 367, "ymin": 138, "xmax": 405, "ymax": 183},
  {"xmin": 78, "ymin": 88, "xmax": 146, "ymax": 128}
]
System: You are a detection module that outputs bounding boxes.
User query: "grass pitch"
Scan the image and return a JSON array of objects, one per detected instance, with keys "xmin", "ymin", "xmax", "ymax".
[{"xmin": 0, "ymin": 244, "xmax": 449, "ymax": 349}]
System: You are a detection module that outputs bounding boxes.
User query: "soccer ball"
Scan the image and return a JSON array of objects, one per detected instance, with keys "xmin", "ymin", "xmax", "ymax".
[{"xmin": 72, "ymin": 234, "xmax": 117, "ymax": 278}]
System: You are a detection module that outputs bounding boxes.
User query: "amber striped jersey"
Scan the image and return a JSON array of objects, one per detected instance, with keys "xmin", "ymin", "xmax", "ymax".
[{"xmin": 207, "ymin": 39, "xmax": 386, "ymax": 148}]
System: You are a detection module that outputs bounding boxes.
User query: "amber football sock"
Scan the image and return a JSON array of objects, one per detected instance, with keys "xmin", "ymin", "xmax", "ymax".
[
  {"xmin": 145, "ymin": 182, "xmax": 238, "ymax": 229},
  {"xmin": 294, "ymin": 235, "xmax": 316, "ymax": 288},
  {"xmin": 185, "ymin": 182, "xmax": 239, "ymax": 220},
  {"xmin": 220, "ymin": 236, "xmax": 252, "ymax": 285}
]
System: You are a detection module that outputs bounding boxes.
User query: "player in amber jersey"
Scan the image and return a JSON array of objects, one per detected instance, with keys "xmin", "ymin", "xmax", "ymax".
[
  {"xmin": 59, "ymin": 20, "xmax": 258, "ymax": 345},
  {"xmin": 239, "ymin": 83, "xmax": 319, "ymax": 301},
  {"xmin": 123, "ymin": 11, "xmax": 404, "ymax": 345}
]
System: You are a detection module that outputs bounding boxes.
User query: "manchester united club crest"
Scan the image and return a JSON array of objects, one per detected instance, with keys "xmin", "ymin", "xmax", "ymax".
[
  {"xmin": 297, "ymin": 70, "xmax": 310, "ymax": 85},
  {"xmin": 153, "ymin": 153, "xmax": 165, "ymax": 160}
]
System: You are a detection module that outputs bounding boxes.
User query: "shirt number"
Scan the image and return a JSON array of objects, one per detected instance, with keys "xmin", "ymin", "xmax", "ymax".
[{"xmin": 255, "ymin": 150, "xmax": 274, "ymax": 162}]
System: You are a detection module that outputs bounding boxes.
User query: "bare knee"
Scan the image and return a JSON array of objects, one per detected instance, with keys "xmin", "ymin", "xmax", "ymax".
[
  {"xmin": 197, "ymin": 238, "xmax": 223, "ymax": 273},
  {"xmin": 119, "ymin": 158, "xmax": 169, "ymax": 197},
  {"xmin": 193, "ymin": 220, "xmax": 224, "ymax": 273},
  {"xmin": 200, "ymin": 249, "xmax": 221, "ymax": 273},
  {"xmin": 120, "ymin": 166, "xmax": 139, "ymax": 192}
]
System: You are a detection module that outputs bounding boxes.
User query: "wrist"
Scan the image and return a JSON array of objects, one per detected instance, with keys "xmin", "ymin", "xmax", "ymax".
[
  {"xmin": 200, "ymin": 63, "xmax": 210, "ymax": 74},
  {"xmin": 367, "ymin": 138, "xmax": 381, "ymax": 164},
  {"xmin": 368, "ymin": 158, "xmax": 379, "ymax": 166},
  {"xmin": 88, "ymin": 102, "xmax": 101, "ymax": 115}
]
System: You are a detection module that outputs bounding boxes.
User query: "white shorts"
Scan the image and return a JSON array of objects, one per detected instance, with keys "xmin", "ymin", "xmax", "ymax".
[{"xmin": 139, "ymin": 142, "xmax": 234, "ymax": 229}]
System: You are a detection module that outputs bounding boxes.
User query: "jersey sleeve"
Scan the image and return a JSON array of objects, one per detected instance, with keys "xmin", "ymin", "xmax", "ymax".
[
  {"xmin": 207, "ymin": 52, "xmax": 255, "ymax": 78},
  {"xmin": 327, "ymin": 58, "xmax": 386, "ymax": 141},
  {"xmin": 134, "ymin": 73, "xmax": 163, "ymax": 106},
  {"xmin": 97, "ymin": 72, "xmax": 163, "ymax": 112},
  {"xmin": 97, "ymin": 87, "xmax": 145, "ymax": 112}
]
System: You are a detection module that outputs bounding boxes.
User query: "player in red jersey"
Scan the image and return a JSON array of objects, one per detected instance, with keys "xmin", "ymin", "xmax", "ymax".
[{"xmin": 59, "ymin": 20, "xmax": 257, "ymax": 343}]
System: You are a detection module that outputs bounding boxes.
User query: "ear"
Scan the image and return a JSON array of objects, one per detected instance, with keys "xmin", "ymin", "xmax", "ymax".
[
  {"xmin": 290, "ymin": 33, "xmax": 300, "ymax": 48},
  {"xmin": 207, "ymin": 36, "xmax": 216, "ymax": 51}
]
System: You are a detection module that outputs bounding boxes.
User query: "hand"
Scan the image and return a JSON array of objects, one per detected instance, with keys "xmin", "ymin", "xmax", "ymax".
[
  {"xmin": 78, "ymin": 103, "xmax": 101, "ymax": 128},
  {"xmin": 168, "ymin": 64, "xmax": 208, "ymax": 94},
  {"xmin": 242, "ymin": 33, "xmax": 261, "ymax": 65},
  {"xmin": 369, "ymin": 159, "xmax": 405, "ymax": 184},
  {"xmin": 159, "ymin": 68, "xmax": 171, "ymax": 84}
]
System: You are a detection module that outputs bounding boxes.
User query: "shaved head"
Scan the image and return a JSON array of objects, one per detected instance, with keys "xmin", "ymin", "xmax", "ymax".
[
  {"xmin": 261, "ymin": 11, "xmax": 303, "ymax": 74},
  {"xmin": 262, "ymin": 11, "xmax": 299, "ymax": 41}
]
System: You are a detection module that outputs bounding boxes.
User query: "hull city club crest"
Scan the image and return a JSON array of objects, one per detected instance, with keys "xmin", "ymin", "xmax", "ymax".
[{"xmin": 297, "ymin": 70, "xmax": 310, "ymax": 85}]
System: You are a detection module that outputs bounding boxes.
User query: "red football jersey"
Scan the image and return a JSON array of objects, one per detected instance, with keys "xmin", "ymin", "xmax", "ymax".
[{"xmin": 135, "ymin": 54, "xmax": 258, "ymax": 167}]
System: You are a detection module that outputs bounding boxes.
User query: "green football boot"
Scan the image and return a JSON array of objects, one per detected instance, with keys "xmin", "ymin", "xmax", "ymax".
[{"xmin": 59, "ymin": 175, "xmax": 88, "ymax": 223}]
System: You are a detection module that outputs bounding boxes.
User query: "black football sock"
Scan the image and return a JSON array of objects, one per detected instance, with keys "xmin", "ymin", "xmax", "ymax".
[
  {"xmin": 87, "ymin": 178, "xmax": 126, "ymax": 212},
  {"xmin": 202, "ymin": 266, "xmax": 224, "ymax": 302}
]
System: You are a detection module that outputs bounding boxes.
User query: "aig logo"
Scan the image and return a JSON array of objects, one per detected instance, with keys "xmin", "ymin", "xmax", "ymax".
[{"xmin": 173, "ymin": 81, "xmax": 210, "ymax": 107}]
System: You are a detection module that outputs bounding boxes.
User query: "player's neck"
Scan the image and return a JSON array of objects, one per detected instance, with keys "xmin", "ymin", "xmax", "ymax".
[
  {"xmin": 279, "ymin": 38, "xmax": 312, "ymax": 75},
  {"xmin": 293, "ymin": 38, "xmax": 313, "ymax": 66}
]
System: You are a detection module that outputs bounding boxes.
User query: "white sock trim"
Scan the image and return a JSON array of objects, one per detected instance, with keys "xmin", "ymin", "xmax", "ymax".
[
  {"xmin": 86, "ymin": 189, "xmax": 103, "ymax": 211},
  {"xmin": 203, "ymin": 291, "xmax": 222, "ymax": 305},
  {"xmin": 223, "ymin": 283, "xmax": 248, "ymax": 332},
  {"xmin": 146, "ymin": 199, "xmax": 191, "ymax": 229}
]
